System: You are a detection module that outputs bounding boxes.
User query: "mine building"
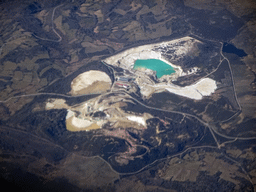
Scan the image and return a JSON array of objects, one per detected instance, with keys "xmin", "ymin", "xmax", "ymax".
[
  {"xmin": 116, "ymin": 82, "xmax": 130, "ymax": 89},
  {"xmin": 118, "ymin": 77, "xmax": 129, "ymax": 82},
  {"xmin": 118, "ymin": 77, "xmax": 135, "ymax": 82}
]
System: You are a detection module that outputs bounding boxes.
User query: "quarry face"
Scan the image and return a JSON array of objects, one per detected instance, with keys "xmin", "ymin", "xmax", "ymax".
[{"xmin": 104, "ymin": 36, "xmax": 217, "ymax": 99}]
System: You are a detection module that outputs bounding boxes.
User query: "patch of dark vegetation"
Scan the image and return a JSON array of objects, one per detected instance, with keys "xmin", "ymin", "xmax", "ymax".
[
  {"xmin": 0, "ymin": 163, "xmax": 81, "ymax": 192},
  {"xmin": 108, "ymin": 115, "xmax": 204, "ymax": 173},
  {"xmin": 92, "ymin": 111, "xmax": 106, "ymax": 118},
  {"xmin": 141, "ymin": 0, "xmax": 157, "ymax": 9},
  {"xmin": 140, "ymin": 12, "xmax": 158, "ymax": 24},
  {"xmin": 25, "ymin": 2, "xmax": 42, "ymax": 14},
  {"xmin": 148, "ymin": 91, "xmax": 185, "ymax": 108},
  {"xmin": 41, "ymin": 68, "xmax": 63, "ymax": 83},
  {"xmin": 185, "ymin": 8, "xmax": 244, "ymax": 41},
  {"xmin": 169, "ymin": 18, "xmax": 191, "ymax": 35}
]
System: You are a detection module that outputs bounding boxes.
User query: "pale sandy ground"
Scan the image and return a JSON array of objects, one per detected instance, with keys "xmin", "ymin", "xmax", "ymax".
[
  {"xmin": 66, "ymin": 109, "xmax": 102, "ymax": 132},
  {"xmin": 165, "ymin": 78, "xmax": 217, "ymax": 100},
  {"xmin": 45, "ymin": 98, "xmax": 69, "ymax": 110},
  {"xmin": 70, "ymin": 70, "xmax": 111, "ymax": 95}
]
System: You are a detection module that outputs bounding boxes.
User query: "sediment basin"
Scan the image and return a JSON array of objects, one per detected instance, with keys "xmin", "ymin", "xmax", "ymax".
[{"xmin": 133, "ymin": 59, "xmax": 176, "ymax": 78}]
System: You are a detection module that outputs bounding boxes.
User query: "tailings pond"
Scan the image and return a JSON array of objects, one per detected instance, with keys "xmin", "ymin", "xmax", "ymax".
[{"xmin": 133, "ymin": 59, "xmax": 176, "ymax": 78}]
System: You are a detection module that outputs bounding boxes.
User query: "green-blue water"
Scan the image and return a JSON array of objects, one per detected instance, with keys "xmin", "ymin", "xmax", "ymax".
[{"xmin": 133, "ymin": 59, "xmax": 176, "ymax": 78}]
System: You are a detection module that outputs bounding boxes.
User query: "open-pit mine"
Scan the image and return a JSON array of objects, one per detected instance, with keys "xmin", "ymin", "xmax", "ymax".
[
  {"xmin": 1, "ymin": 1, "xmax": 256, "ymax": 191},
  {"xmin": 45, "ymin": 36, "xmax": 219, "ymax": 133},
  {"xmin": 104, "ymin": 36, "xmax": 217, "ymax": 99}
]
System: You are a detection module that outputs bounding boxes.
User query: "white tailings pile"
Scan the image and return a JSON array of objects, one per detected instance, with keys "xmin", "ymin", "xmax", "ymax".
[
  {"xmin": 165, "ymin": 78, "xmax": 217, "ymax": 100},
  {"xmin": 71, "ymin": 117, "xmax": 93, "ymax": 128},
  {"xmin": 66, "ymin": 109, "xmax": 93, "ymax": 128},
  {"xmin": 66, "ymin": 109, "xmax": 75, "ymax": 119},
  {"xmin": 70, "ymin": 70, "xmax": 111, "ymax": 95},
  {"xmin": 127, "ymin": 116, "xmax": 146, "ymax": 126}
]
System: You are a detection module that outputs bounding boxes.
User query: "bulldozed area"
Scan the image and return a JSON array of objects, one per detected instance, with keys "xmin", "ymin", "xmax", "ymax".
[{"xmin": 45, "ymin": 93, "xmax": 151, "ymax": 132}]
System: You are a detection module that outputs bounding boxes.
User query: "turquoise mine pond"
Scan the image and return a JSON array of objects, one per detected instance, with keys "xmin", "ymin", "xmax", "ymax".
[{"xmin": 133, "ymin": 59, "xmax": 176, "ymax": 78}]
